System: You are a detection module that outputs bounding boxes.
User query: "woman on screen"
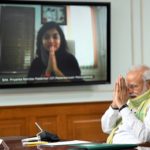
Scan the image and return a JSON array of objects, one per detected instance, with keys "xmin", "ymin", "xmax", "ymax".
[{"xmin": 28, "ymin": 21, "xmax": 81, "ymax": 82}]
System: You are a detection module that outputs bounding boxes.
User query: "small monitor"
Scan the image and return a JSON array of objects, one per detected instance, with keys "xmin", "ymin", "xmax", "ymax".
[{"xmin": 0, "ymin": 0, "xmax": 111, "ymax": 88}]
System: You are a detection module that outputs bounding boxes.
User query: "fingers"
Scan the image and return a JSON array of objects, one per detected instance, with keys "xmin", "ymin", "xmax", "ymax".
[
  {"xmin": 49, "ymin": 46, "xmax": 55, "ymax": 55},
  {"xmin": 118, "ymin": 75, "xmax": 126, "ymax": 90},
  {"xmin": 113, "ymin": 75, "xmax": 128, "ymax": 107}
]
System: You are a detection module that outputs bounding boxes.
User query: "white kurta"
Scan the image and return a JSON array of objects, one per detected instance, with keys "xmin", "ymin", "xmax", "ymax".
[{"xmin": 101, "ymin": 106, "xmax": 150, "ymax": 144}]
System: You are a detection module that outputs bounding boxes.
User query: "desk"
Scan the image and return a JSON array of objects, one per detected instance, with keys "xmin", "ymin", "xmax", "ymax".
[
  {"xmin": 1, "ymin": 136, "xmax": 89, "ymax": 150},
  {"xmin": 2, "ymin": 136, "xmax": 150, "ymax": 150},
  {"xmin": 1, "ymin": 136, "xmax": 79, "ymax": 150}
]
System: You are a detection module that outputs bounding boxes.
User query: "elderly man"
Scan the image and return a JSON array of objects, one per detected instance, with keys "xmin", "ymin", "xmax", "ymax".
[{"xmin": 101, "ymin": 65, "xmax": 150, "ymax": 144}]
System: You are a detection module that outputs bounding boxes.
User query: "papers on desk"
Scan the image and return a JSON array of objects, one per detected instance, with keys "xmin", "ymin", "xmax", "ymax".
[
  {"xmin": 22, "ymin": 140, "xmax": 90, "ymax": 147},
  {"xmin": 22, "ymin": 138, "xmax": 138, "ymax": 150},
  {"xmin": 22, "ymin": 141, "xmax": 48, "ymax": 147},
  {"xmin": 42, "ymin": 140, "xmax": 91, "ymax": 146}
]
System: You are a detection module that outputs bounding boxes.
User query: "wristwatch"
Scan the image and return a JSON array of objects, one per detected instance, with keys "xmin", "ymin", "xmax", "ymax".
[{"xmin": 119, "ymin": 104, "xmax": 128, "ymax": 112}]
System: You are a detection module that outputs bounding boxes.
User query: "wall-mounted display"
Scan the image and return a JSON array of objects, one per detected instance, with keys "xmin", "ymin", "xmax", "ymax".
[{"xmin": 0, "ymin": 0, "xmax": 111, "ymax": 88}]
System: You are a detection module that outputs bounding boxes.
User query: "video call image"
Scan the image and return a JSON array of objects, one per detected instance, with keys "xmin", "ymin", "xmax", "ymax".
[{"xmin": 0, "ymin": 2, "xmax": 110, "ymax": 86}]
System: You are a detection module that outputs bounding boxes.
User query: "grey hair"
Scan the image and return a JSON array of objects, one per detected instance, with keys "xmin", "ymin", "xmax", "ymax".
[
  {"xmin": 143, "ymin": 70, "xmax": 150, "ymax": 81},
  {"xmin": 127, "ymin": 65, "xmax": 150, "ymax": 82},
  {"xmin": 128, "ymin": 65, "xmax": 149, "ymax": 72}
]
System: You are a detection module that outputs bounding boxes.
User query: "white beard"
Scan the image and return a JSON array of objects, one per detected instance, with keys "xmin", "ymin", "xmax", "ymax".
[{"xmin": 129, "ymin": 82, "xmax": 148, "ymax": 99}]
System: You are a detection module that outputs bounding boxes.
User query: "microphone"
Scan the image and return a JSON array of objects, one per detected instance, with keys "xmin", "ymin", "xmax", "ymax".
[
  {"xmin": 35, "ymin": 122, "xmax": 60, "ymax": 142},
  {"xmin": 38, "ymin": 130, "xmax": 60, "ymax": 142},
  {"xmin": 22, "ymin": 122, "xmax": 60, "ymax": 142}
]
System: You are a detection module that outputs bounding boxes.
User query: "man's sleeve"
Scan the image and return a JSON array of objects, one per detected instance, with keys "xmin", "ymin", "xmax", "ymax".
[
  {"xmin": 101, "ymin": 106, "xmax": 120, "ymax": 134},
  {"xmin": 120, "ymin": 106, "xmax": 150, "ymax": 142}
]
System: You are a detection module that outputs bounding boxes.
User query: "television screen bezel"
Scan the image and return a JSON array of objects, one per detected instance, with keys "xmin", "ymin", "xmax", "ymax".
[{"xmin": 0, "ymin": 0, "xmax": 111, "ymax": 89}]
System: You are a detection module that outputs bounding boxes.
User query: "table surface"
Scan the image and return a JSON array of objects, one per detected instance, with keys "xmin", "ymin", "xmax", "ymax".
[
  {"xmin": 1, "ymin": 137, "xmax": 87, "ymax": 150},
  {"xmin": 1, "ymin": 136, "xmax": 150, "ymax": 150}
]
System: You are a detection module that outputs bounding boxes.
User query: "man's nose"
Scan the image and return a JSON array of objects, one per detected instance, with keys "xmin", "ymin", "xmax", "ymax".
[{"xmin": 128, "ymin": 87, "xmax": 134, "ymax": 94}]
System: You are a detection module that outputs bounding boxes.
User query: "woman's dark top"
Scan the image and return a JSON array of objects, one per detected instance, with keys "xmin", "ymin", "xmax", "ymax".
[{"xmin": 28, "ymin": 51, "xmax": 81, "ymax": 82}]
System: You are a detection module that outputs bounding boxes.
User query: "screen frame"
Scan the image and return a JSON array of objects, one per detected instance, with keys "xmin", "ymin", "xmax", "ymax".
[{"xmin": 0, "ymin": 0, "xmax": 111, "ymax": 89}]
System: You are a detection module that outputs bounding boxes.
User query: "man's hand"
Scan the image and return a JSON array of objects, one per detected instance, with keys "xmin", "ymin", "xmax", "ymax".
[{"xmin": 112, "ymin": 75, "xmax": 129, "ymax": 109}]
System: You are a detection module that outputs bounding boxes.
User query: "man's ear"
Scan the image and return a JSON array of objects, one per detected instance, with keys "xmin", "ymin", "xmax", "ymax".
[{"xmin": 146, "ymin": 80, "xmax": 150, "ymax": 89}]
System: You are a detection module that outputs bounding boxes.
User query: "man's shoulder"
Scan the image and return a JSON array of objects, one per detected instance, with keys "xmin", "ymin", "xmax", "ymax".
[{"xmin": 143, "ymin": 97, "xmax": 150, "ymax": 115}]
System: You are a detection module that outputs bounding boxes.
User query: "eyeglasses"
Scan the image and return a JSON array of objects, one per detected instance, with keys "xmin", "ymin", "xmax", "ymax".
[{"xmin": 127, "ymin": 84, "xmax": 139, "ymax": 90}]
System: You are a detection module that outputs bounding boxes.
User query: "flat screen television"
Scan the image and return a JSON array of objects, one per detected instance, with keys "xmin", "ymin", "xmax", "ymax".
[{"xmin": 0, "ymin": 0, "xmax": 111, "ymax": 88}]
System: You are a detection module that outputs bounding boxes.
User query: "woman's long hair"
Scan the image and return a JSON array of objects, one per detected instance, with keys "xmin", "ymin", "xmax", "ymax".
[{"xmin": 36, "ymin": 21, "xmax": 68, "ymax": 59}]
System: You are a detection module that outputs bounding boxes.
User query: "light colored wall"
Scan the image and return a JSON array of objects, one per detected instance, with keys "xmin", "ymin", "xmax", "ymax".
[{"xmin": 0, "ymin": 0, "xmax": 150, "ymax": 106}]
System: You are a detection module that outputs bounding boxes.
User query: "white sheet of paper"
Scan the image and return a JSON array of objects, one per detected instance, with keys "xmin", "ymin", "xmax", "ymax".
[{"xmin": 42, "ymin": 140, "xmax": 91, "ymax": 146}]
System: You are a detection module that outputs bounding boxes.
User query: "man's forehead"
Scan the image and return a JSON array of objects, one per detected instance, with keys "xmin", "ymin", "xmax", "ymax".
[
  {"xmin": 126, "ymin": 71, "xmax": 143, "ymax": 82},
  {"xmin": 126, "ymin": 74, "xmax": 145, "ymax": 92}
]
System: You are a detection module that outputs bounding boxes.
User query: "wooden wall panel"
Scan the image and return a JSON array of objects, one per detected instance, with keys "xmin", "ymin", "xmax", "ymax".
[
  {"xmin": 36, "ymin": 116, "xmax": 58, "ymax": 134},
  {"xmin": 0, "ymin": 102, "xmax": 110, "ymax": 142},
  {"xmin": 0, "ymin": 118, "xmax": 27, "ymax": 136},
  {"xmin": 67, "ymin": 114, "xmax": 102, "ymax": 141}
]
